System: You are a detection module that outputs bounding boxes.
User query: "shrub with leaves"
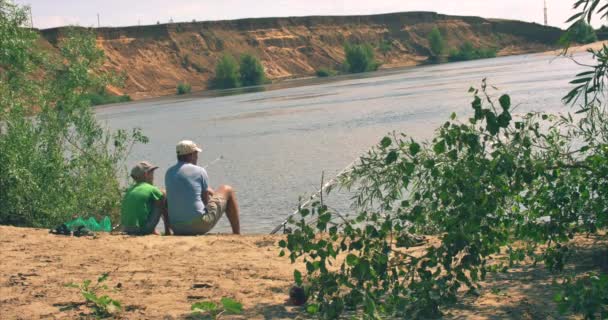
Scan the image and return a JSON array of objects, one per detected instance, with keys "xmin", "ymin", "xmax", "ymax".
[
  {"xmin": 177, "ymin": 82, "xmax": 192, "ymax": 95},
  {"xmin": 191, "ymin": 297, "xmax": 243, "ymax": 319},
  {"xmin": 316, "ymin": 68, "xmax": 336, "ymax": 77},
  {"xmin": 428, "ymin": 26, "xmax": 445, "ymax": 58},
  {"xmin": 0, "ymin": 1, "xmax": 148, "ymax": 227},
  {"xmin": 280, "ymin": 1, "xmax": 608, "ymax": 319},
  {"xmin": 448, "ymin": 41, "xmax": 497, "ymax": 62},
  {"xmin": 239, "ymin": 53, "xmax": 266, "ymax": 87},
  {"xmin": 555, "ymin": 273, "xmax": 608, "ymax": 320},
  {"xmin": 343, "ymin": 43, "xmax": 379, "ymax": 73},
  {"xmin": 65, "ymin": 273, "xmax": 122, "ymax": 317},
  {"xmin": 211, "ymin": 54, "xmax": 240, "ymax": 89},
  {"xmin": 560, "ymin": 20, "xmax": 598, "ymax": 45}
]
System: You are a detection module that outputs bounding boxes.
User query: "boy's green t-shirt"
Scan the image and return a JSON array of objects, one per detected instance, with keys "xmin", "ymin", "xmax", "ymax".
[{"xmin": 120, "ymin": 182, "xmax": 163, "ymax": 228}]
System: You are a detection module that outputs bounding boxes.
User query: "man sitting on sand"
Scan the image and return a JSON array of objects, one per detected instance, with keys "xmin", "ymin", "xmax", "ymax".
[
  {"xmin": 165, "ymin": 140, "xmax": 241, "ymax": 235},
  {"xmin": 120, "ymin": 161, "xmax": 171, "ymax": 235}
]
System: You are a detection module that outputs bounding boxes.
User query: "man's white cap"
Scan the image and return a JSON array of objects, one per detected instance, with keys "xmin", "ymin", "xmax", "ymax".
[{"xmin": 176, "ymin": 140, "xmax": 202, "ymax": 156}]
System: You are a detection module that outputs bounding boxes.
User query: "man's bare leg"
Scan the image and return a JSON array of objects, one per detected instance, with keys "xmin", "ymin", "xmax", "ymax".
[{"xmin": 215, "ymin": 184, "xmax": 241, "ymax": 234}]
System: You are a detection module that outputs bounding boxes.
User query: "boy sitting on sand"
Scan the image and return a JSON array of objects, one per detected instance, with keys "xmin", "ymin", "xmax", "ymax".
[{"xmin": 120, "ymin": 161, "xmax": 171, "ymax": 235}]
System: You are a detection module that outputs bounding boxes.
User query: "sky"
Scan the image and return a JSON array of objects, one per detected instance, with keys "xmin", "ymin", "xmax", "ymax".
[{"xmin": 14, "ymin": 0, "xmax": 607, "ymax": 30}]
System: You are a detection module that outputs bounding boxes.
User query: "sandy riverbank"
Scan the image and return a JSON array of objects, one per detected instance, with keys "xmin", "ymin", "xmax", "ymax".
[
  {"xmin": 543, "ymin": 40, "xmax": 608, "ymax": 55},
  {"xmin": 0, "ymin": 226, "xmax": 605, "ymax": 319}
]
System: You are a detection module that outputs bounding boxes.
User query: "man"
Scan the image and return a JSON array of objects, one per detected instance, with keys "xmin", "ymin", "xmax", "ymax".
[
  {"xmin": 165, "ymin": 140, "xmax": 241, "ymax": 235},
  {"xmin": 120, "ymin": 161, "xmax": 171, "ymax": 235}
]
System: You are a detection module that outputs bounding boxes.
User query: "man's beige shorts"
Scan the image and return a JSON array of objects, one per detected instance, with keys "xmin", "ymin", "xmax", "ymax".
[{"xmin": 172, "ymin": 195, "xmax": 227, "ymax": 235}]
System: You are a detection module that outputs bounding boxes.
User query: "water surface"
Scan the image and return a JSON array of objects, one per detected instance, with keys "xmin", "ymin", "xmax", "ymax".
[{"xmin": 97, "ymin": 52, "xmax": 593, "ymax": 233}]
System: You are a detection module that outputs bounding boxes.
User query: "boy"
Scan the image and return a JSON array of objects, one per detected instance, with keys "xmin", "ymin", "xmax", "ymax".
[{"xmin": 120, "ymin": 161, "xmax": 171, "ymax": 235}]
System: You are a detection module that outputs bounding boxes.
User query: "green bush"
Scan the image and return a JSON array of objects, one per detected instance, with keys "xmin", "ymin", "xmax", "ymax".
[
  {"xmin": 428, "ymin": 26, "xmax": 445, "ymax": 58},
  {"xmin": 211, "ymin": 54, "xmax": 240, "ymax": 89},
  {"xmin": 555, "ymin": 273, "xmax": 608, "ymax": 319},
  {"xmin": 448, "ymin": 41, "xmax": 497, "ymax": 62},
  {"xmin": 343, "ymin": 43, "xmax": 379, "ymax": 73},
  {"xmin": 176, "ymin": 82, "xmax": 191, "ymax": 95},
  {"xmin": 560, "ymin": 20, "xmax": 598, "ymax": 45},
  {"xmin": 85, "ymin": 90, "xmax": 131, "ymax": 106},
  {"xmin": 239, "ymin": 54, "xmax": 266, "ymax": 87},
  {"xmin": 315, "ymin": 68, "xmax": 336, "ymax": 77},
  {"xmin": 0, "ymin": 1, "xmax": 147, "ymax": 228}
]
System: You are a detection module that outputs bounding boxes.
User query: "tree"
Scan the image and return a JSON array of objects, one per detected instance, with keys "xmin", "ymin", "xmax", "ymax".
[
  {"xmin": 280, "ymin": 1, "xmax": 608, "ymax": 319},
  {"xmin": 0, "ymin": 1, "xmax": 147, "ymax": 227},
  {"xmin": 239, "ymin": 54, "xmax": 265, "ymax": 87},
  {"xmin": 428, "ymin": 26, "xmax": 445, "ymax": 58},
  {"xmin": 343, "ymin": 43, "xmax": 379, "ymax": 73},
  {"xmin": 560, "ymin": 20, "xmax": 598, "ymax": 44},
  {"xmin": 212, "ymin": 55, "xmax": 240, "ymax": 89}
]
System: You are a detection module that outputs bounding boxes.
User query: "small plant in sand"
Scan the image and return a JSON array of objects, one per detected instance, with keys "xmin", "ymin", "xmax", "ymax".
[
  {"xmin": 191, "ymin": 297, "xmax": 243, "ymax": 319},
  {"xmin": 65, "ymin": 273, "xmax": 122, "ymax": 317}
]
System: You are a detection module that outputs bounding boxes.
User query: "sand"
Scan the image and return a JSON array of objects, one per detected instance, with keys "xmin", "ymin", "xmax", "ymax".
[
  {"xmin": 0, "ymin": 226, "xmax": 605, "ymax": 319},
  {"xmin": 543, "ymin": 40, "xmax": 608, "ymax": 55}
]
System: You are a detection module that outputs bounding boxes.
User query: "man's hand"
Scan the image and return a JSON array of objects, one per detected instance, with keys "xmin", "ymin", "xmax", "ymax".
[{"xmin": 203, "ymin": 187, "xmax": 214, "ymax": 206}]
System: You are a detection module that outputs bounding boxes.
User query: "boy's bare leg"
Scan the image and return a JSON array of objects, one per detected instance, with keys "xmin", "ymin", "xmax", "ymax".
[{"xmin": 215, "ymin": 185, "xmax": 241, "ymax": 235}]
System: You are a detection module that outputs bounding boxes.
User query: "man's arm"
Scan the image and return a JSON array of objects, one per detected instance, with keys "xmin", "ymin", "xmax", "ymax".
[{"xmin": 202, "ymin": 187, "xmax": 214, "ymax": 206}]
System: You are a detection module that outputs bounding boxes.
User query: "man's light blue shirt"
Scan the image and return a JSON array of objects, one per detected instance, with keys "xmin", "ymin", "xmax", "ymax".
[{"xmin": 165, "ymin": 161, "xmax": 209, "ymax": 223}]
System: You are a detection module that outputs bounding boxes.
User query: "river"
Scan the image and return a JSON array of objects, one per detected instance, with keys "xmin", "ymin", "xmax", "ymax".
[{"xmin": 96, "ymin": 51, "xmax": 594, "ymax": 234}]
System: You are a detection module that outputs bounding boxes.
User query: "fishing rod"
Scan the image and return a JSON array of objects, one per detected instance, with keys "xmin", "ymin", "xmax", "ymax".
[
  {"xmin": 203, "ymin": 155, "xmax": 224, "ymax": 169},
  {"xmin": 270, "ymin": 158, "xmax": 359, "ymax": 235}
]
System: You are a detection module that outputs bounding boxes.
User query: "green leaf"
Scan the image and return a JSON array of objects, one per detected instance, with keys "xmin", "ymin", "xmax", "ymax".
[
  {"xmin": 385, "ymin": 150, "xmax": 398, "ymax": 164},
  {"xmin": 380, "ymin": 136, "xmax": 392, "ymax": 148},
  {"xmin": 553, "ymin": 293, "xmax": 563, "ymax": 302},
  {"xmin": 294, "ymin": 269, "xmax": 303, "ymax": 286},
  {"xmin": 346, "ymin": 254, "xmax": 359, "ymax": 266},
  {"xmin": 409, "ymin": 142, "xmax": 421, "ymax": 156},
  {"xmin": 83, "ymin": 292, "xmax": 98, "ymax": 304},
  {"xmin": 221, "ymin": 297, "xmax": 243, "ymax": 314},
  {"xmin": 498, "ymin": 94, "xmax": 511, "ymax": 111},
  {"xmin": 306, "ymin": 303, "xmax": 319, "ymax": 314},
  {"xmin": 97, "ymin": 272, "xmax": 109, "ymax": 283},
  {"xmin": 566, "ymin": 11, "xmax": 584, "ymax": 23},
  {"xmin": 569, "ymin": 77, "xmax": 591, "ymax": 84},
  {"xmin": 433, "ymin": 140, "xmax": 446, "ymax": 154},
  {"xmin": 191, "ymin": 301, "xmax": 217, "ymax": 312},
  {"xmin": 497, "ymin": 112, "xmax": 512, "ymax": 128}
]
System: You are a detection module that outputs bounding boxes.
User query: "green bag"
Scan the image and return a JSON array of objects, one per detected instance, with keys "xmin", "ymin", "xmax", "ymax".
[{"xmin": 65, "ymin": 216, "xmax": 112, "ymax": 232}]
